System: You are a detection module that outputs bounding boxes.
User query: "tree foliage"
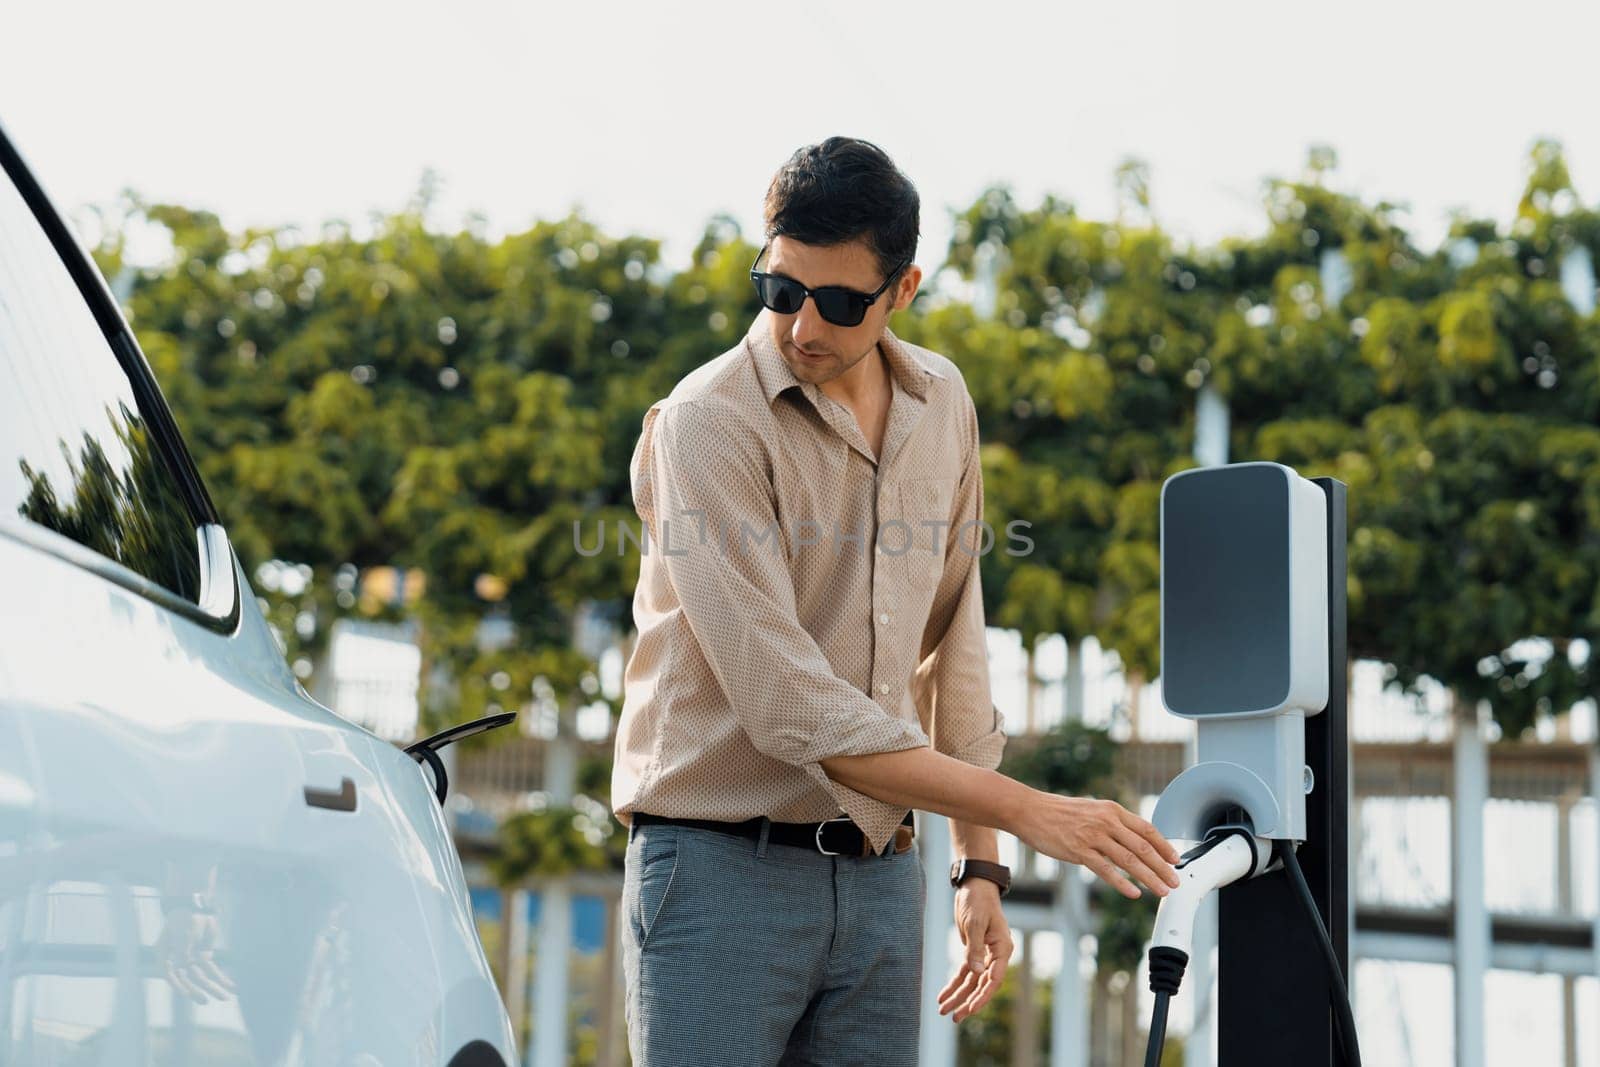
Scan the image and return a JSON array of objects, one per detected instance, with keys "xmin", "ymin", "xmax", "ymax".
[
  {"xmin": 911, "ymin": 141, "xmax": 1600, "ymax": 736},
  {"xmin": 96, "ymin": 193, "xmax": 758, "ymax": 732},
  {"xmin": 94, "ymin": 140, "xmax": 1600, "ymax": 747}
]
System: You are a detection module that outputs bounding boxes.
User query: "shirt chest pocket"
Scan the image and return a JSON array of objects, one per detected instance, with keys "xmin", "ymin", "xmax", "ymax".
[{"xmin": 894, "ymin": 477, "xmax": 958, "ymax": 590}]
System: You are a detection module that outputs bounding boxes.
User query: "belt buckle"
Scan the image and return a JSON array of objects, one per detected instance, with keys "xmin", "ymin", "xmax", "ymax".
[{"xmin": 814, "ymin": 815, "xmax": 854, "ymax": 856}]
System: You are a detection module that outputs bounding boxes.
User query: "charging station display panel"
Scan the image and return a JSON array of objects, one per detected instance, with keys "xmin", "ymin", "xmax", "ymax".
[{"xmin": 1161, "ymin": 464, "xmax": 1294, "ymax": 717}]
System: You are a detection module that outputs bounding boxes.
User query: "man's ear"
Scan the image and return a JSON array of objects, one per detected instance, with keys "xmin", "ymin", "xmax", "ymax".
[{"xmin": 891, "ymin": 264, "xmax": 923, "ymax": 312}]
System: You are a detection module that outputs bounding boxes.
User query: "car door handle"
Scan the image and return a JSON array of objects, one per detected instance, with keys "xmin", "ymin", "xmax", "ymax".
[{"xmin": 304, "ymin": 776, "xmax": 357, "ymax": 812}]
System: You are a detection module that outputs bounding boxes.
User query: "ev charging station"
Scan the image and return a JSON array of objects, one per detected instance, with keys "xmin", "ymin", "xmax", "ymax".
[{"xmin": 1144, "ymin": 463, "xmax": 1359, "ymax": 1066}]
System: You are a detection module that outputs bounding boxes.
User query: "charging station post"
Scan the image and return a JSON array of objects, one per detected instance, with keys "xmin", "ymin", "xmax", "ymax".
[
  {"xmin": 1147, "ymin": 465, "xmax": 1356, "ymax": 1067},
  {"xmin": 1217, "ymin": 476, "xmax": 1348, "ymax": 1065}
]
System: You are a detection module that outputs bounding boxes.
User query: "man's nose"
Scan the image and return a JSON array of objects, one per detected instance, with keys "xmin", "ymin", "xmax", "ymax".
[{"xmin": 792, "ymin": 298, "xmax": 828, "ymax": 348}]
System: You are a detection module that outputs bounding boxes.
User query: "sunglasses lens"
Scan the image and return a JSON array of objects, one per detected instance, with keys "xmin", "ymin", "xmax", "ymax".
[
  {"xmin": 755, "ymin": 275, "xmax": 807, "ymax": 315},
  {"xmin": 813, "ymin": 290, "xmax": 867, "ymax": 327},
  {"xmin": 752, "ymin": 273, "xmax": 872, "ymax": 326}
]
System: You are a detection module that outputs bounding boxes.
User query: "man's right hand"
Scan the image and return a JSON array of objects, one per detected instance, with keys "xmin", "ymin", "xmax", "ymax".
[{"xmin": 1014, "ymin": 793, "xmax": 1181, "ymax": 899}]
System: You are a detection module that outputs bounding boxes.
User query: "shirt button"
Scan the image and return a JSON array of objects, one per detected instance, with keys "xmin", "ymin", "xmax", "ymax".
[
  {"xmin": 878, "ymin": 682, "xmax": 891, "ymax": 695},
  {"xmin": 879, "ymin": 612, "xmax": 890, "ymax": 625}
]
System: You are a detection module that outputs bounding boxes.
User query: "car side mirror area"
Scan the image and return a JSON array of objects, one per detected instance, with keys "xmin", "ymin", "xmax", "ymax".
[{"xmin": 403, "ymin": 711, "xmax": 518, "ymax": 805}]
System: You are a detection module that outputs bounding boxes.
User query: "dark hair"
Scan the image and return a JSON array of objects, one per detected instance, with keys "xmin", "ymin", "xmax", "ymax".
[{"xmin": 762, "ymin": 137, "xmax": 920, "ymax": 284}]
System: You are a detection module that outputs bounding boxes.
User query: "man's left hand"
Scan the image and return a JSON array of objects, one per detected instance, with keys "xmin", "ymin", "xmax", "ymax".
[{"xmin": 937, "ymin": 878, "xmax": 1013, "ymax": 1023}]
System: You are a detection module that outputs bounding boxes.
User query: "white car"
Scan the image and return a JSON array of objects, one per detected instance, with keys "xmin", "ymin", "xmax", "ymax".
[{"xmin": 0, "ymin": 123, "xmax": 518, "ymax": 1066}]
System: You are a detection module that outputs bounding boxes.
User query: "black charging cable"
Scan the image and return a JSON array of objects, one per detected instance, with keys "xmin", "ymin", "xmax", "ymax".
[
  {"xmin": 1275, "ymin": 838, "xmax": 1363, "ymax": 1067},
  {"xmin": 1143, "ymin": 945, "xmax": 1187, "ymax": 1067}
]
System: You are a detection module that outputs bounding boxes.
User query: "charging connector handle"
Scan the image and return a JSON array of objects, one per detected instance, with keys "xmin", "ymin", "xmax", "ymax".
[
  {"xmin": 1143, "ymin": 833, "xmax": 1259, "ymax": 1067},
  {"xmin": 1151, "ymin": 833, "xmax": 1256, "ymax": 956}
]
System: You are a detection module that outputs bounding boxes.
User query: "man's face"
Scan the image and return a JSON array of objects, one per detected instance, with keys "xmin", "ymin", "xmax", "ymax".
[{"xmin": 763, "ymin": 235, "xmax": 921, "ymax": 386}]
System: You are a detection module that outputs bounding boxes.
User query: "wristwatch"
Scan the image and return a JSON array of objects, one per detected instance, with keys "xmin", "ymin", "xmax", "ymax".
[{"xmin": 950, "ymin": 858, "xmax": 1012, "ymax": 897}]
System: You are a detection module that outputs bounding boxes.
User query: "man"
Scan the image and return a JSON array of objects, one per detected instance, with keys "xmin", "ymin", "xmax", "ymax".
[{"xmin": 612, "ymin": 136, "xmax": 1180, "ymax": 1065}]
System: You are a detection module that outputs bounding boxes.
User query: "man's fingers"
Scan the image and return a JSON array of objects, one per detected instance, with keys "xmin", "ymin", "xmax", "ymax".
[
  {"xmin": 969, "ymin": 953, "xmax": 1008, "ymax": 1014},
  {"xmin": 947, "ymin": 979, "xmax": 972, "ymax": 1023},
  {"xmin": 940, "ymin": 979, "xmax": 976, "ymax": 1015},
  {"xmin": 167, "ymin": 962, "xmax": 208, "ymax": 1004},
  {"xmin": 1113, "ymin": 823, "xmax": 1180, "ymax": 888},
  {"xmin": 971, "ymin": 972, "xmax": 1000, "ymax": 1013},
  {"xmin": 192, "ymin": 955, "xmax": 236, "ymax": 998},
  {"xmin": 1088, "ymin": 853, "xmax": 1142, "ymax": 899},
  {"xmin": 948, "ymin": 947, "xmax": 1011, "ymax": 1022},
  {"xmin": 944, "ymin": 915, "xmax": 1016, "ymax": 1022},
  {"xmin": 938, "ymin": 965, "xmax": 972, "ymax": 1003},
  {"xmin": 1119, "ymin": 806, "xmax": 1181, "ymax": 865},
  {"xmin": 1106, "ymin": 841, "xmax": 1172, "ymax": 897},
  {"xmin": 947, "ymin": 953, "xmax": 1011, "ymax": 1023},
  {"xmin": 934, "ymin": 972, "xmax": 972, "ymax": 1004},
  {"xmin": 941, "ymin": 920, "xmax": 995, "ymax": 1007},
  {"xmin": 187, "ymin": 960, "xmax": 233, "ymax": 1001},
  {"xmin": 939, "ymin": 969, "xmax": 979, "ymax": 1014},
  {"xmin": 957, "ymin": 968, "xmax": 999, "ymax": 1022},
  {"xmin": 955, "ymin": 983, "xmax": 987, "ymax": 1021},
  {"xmin": 1088, "ymin": 852, "xmax": 1138, "ymax": 895}
]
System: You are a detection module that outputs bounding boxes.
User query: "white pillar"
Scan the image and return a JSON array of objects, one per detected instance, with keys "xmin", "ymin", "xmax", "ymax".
[
  {"xmin": 1064, "ymin": 638, "xmax": 1086, "ymax": 725},
  {"xmin": 529, "ymin": 718, "xmax": 578, "ymax": 1067},
  {"xmin": 597, "ymin": 893, "xmax": 622, "ymax": 1067},
  {"xmin": 1049, "ymin": 636, "xmax": 1091, "ymax": 1067},
  {"xmin": 919, "ymin": 813, "xmax": 958, "ymax": 1067},
  {"xmin": 530, "ymin": 882, "xmax": 572, "ymax": 1067},
  {"xmin": 1591, "ymin": 746, "xmax": 1600, "ymax": 989},
  {"xmin": 505, "ymin": 888, "xmax": 531, "ymax": 1055},
  {"xmin": 1050, "ymin": 868, "xmax": 1090, "ymax": 1067},
  {"xmin": 1193, "ymin": 385, "xmax": 1230, "ymax": 469},
  {"xmin": 1186, "ymin": 361, "xmax": 1225, "ymax": 1066},
  {"xmin": 1453, "ymin": 698, "xmax": 1489, "ymax": 1067},
  {"xmin": 1558, "ymin": 791, "xmax": 1577, "ymax": 1067},
  {"xmin": 1560, "ymin": 245, "xmax": 1597, "ymax": 316},
  {"xmin": 1014, "ymin": 933, "xmax": 1037, "ymax": 1067}
]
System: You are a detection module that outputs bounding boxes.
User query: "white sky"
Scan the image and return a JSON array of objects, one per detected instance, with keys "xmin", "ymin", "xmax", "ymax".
[{"xmin": 5, "ymin": 0, "xmax": 1600, "ymax": 271}]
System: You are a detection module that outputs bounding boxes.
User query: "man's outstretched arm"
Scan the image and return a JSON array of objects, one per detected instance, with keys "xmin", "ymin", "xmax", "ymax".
[{"xmin": 819, "ymin": 744, "xmax": 1181, "ymax": 899}]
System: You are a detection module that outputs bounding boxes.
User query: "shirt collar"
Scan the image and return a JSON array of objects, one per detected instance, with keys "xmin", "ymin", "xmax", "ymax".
[{"xmin": 746, "ymin": 310, "xmax": 943, "ymax": 408}]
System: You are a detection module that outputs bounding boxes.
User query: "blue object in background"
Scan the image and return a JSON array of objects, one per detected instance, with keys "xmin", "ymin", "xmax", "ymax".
[
  {"xmin": 468, "ymin": 888, "xmax": 608, "ymax": 954},
  {"xmin": 571, "ymin": 895, "xmax": 605, "ymax": 953},
  {"xmin": 469, "ymin": 886, "xmax": 502, "ymax": 922}
]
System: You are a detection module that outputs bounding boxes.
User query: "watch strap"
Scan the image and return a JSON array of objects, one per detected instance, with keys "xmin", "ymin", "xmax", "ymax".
[{"xmin": 951, "ymin": 858, "xmax": 1011, "ymax": 896}]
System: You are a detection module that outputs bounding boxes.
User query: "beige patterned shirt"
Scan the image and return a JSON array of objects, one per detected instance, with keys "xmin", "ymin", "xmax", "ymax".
[{"xmin": 611, "ymin": 311, "xmax": 1007, "ymax": 855}]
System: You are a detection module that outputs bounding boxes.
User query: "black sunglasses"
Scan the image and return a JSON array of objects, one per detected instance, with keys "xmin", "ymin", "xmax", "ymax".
[{"xmin": 749, "ymin": 244, "xmax": 909, "ymax": 327}]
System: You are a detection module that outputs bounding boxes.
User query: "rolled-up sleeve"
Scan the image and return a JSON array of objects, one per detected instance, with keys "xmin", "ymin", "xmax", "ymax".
[
  {"xmin": 632, "ymin": 398, "xmax": 930, "ymax": 843},
  {"xmin": 912, "ymin": 391, "xmax": 1008, "ymax": 771}
]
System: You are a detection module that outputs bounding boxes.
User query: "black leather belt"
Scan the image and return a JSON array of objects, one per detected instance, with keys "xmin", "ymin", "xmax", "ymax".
[{"xmin": 632, "ymin": 810, "xmax": 915, "ymax": 857}]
